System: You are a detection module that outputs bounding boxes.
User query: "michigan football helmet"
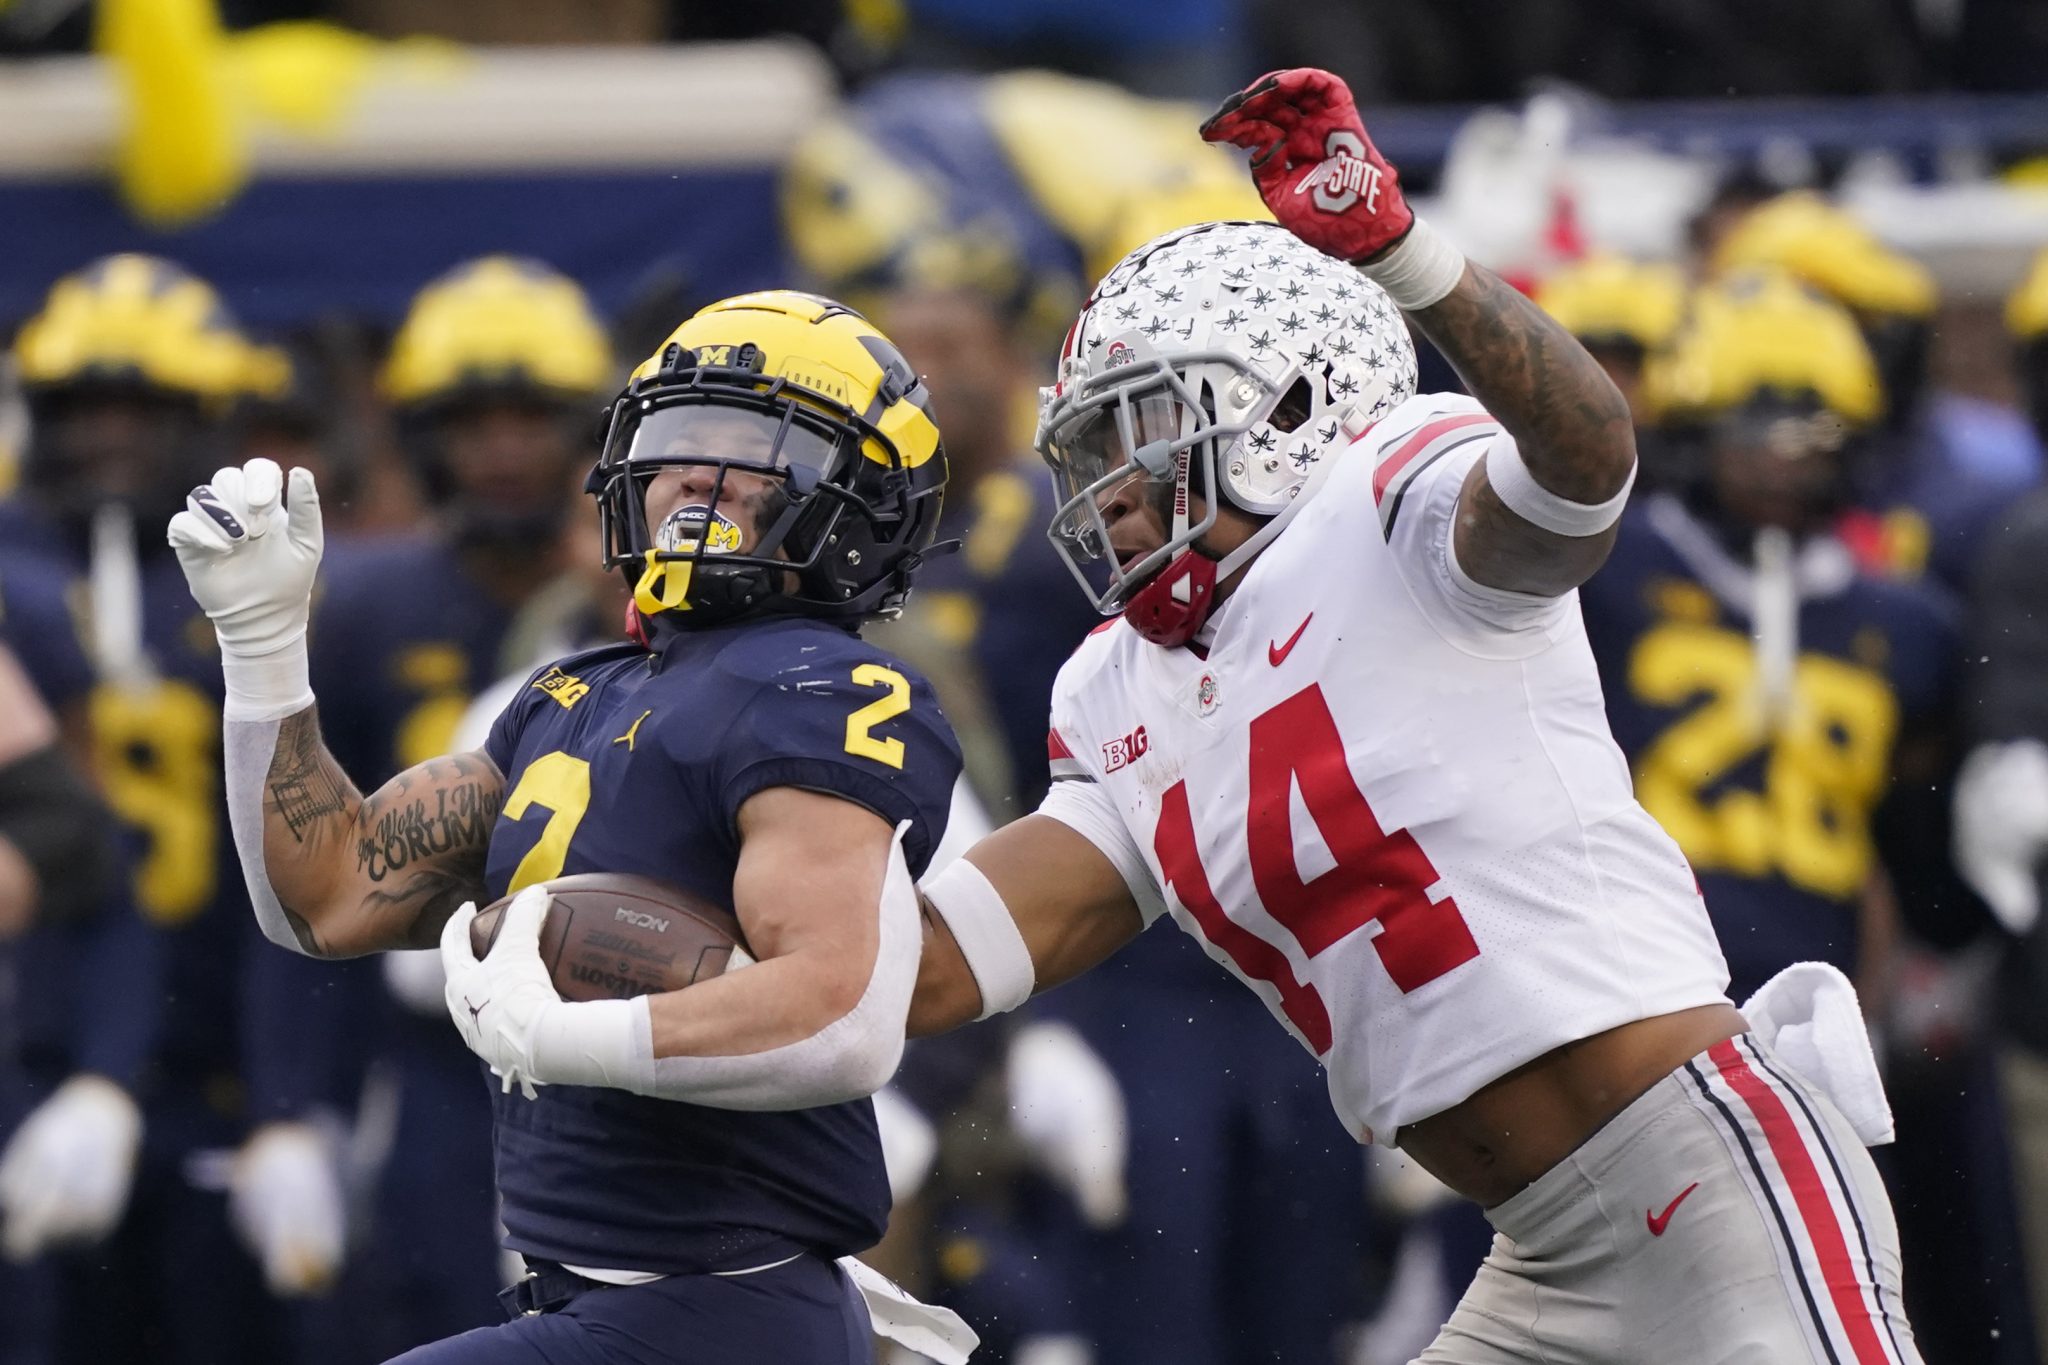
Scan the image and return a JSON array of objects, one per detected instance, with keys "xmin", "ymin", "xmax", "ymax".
[
  {"xmin": 12, "ymin": 253, "xmax": 274, "ymax": 520},
  {"xmin": 1713, "ymin": 193, "xmax": 1934, "ymax": 425},
  {"xmin": 381, "ymin": 256, "xmax": 613, "ymax": 415},
  {"xmin": 587, "ymin": 290, "xmax": 946, "ymax": 631},
  {"xmin": 1037, "ymin": 220, "xmax": 1415, "ymax": 645},
  {"xmin": 1534, "ymin": 255, "xmax": 1688, "ymax": 359},
  {"xmin": 1646, "ymin": 271, "xmax": 1883, "ymax": 431}
]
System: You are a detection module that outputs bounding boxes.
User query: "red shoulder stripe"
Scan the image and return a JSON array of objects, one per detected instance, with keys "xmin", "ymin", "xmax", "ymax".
[{"xmin": 1371, "ymin": 413, "xmax": 1496, "ymax": 504}]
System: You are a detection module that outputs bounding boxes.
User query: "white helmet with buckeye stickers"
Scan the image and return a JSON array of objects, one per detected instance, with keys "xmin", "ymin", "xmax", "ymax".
[{"xmin": 1036, "ymin": 220, "xmax": 1417, "ymax": 646}]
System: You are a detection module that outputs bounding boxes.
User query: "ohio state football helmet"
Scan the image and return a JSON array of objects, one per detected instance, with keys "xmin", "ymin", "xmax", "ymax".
[{"xmin": 1037, "ymin": 220, "xmax": 1416, "ymax": 645}]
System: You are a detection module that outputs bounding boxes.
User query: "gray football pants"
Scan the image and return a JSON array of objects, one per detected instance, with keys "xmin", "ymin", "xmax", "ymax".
[{"xmin": 1416, "ymin": 1033, "xmax": 1921, "ymax": 1365}]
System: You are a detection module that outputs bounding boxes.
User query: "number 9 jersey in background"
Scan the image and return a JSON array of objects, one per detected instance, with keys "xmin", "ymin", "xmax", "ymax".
[
  {"xmin": 478, "ymin": 616, "xmax": 960, "ymax": 1275},
  {"xmin": 1580, "ymin": 492, "xmax": 1959, "ymax": 999},
  {"xmin": 1038, "ymin": 395, "xmax": 1730, "ymax": 1148}
]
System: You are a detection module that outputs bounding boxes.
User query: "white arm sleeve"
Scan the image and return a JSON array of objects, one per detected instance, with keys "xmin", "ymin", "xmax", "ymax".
[
  {"xmin": 587, "ymin": 821, "xmax": 920, "ymax": 1110},
  {"xmin": 224, "ymin": 714, "xmax": 320, "ymax": 955},
  {"xmin": 1036, "ymin": 776, "xmax": 1168, "ymax": 926}
]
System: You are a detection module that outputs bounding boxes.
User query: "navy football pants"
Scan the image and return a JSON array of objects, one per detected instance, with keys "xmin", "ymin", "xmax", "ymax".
[{"xmin": 383, "ymin": 1256, "xmax": 875, "ymax": 1364}]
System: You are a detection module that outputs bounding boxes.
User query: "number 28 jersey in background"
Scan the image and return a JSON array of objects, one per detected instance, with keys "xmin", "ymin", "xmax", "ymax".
[
  {"xmin": 1041, "ymin": 395, "xmax": 1730, "ymax": 1145},
  {"xmin": 480, "ymin": 618, "xmax": 961, "ymax": 1274}
]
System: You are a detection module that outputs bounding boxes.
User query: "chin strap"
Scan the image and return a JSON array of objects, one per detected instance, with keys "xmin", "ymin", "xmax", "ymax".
[{"xmin": 1122, "ymin": 451, "xmax": 1340, "ymax": 647}]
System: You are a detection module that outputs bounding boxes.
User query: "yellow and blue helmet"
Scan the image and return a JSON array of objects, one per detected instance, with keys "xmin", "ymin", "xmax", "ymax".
[
  {"xmin": 588, "ymin": 289, "xmax": 946, "ymax": 630},
  {"xmin": 1534, "ymin": 255, "xmax": 1689, "ymax": 358},
  {"xmin": 1645, "ymin": 270, "xmax": 1884, "ymax": 430},
  {"xmin": 381, "ymin": 255, "xmax": 613, "ymax": 413},
  {"xmin": 13, "ymin": 253, "xmax": 268, "ymax": 409}
]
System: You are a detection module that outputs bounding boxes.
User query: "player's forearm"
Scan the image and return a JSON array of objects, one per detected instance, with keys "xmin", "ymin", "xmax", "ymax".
[
  {"xmin": 1407, "ymin": 259, "xmax": 1636, "ymax": 503},
  {"xmin": 645, "ymin": 947, "xmax": 882, "ymax": 1061},
  {"xmin": 240, "ymin": 708, "xmax": 500, "ymax": 957}
]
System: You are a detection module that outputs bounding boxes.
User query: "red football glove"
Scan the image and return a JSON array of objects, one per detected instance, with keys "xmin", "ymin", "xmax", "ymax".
[{"xmin": 1200, "ymin": 68, "xmax": 1412, "ymax": 265}]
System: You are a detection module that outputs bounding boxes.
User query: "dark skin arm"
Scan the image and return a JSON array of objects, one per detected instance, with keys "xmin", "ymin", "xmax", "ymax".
[
  {"xmin": 261, "ymin": 707, "xmax": 504, "ymax": 958},
  {"xmin": 1400, "ymin": 259, "xmax": 1638, "ymax": 597},
  {"xmin": 908, "ymin": 814, "xmax": 1146, "ymax": 1036}
]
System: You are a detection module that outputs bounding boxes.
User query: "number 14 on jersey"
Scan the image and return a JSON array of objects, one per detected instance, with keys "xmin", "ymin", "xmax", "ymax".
[{"xmin": 1151, "ymin": 683, "xmax": 1480, "ymax": 1053}]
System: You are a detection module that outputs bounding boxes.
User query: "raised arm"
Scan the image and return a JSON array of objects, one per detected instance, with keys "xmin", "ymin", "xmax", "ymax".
[
  {"xmin": 1409, "ymin": 264, "xmax": 1635, "ymax": 594},
  {"xmin": 1203, "ymin": 68, "xmax": 1636, "ymax": 596},
  {"xmin": 255, "ymin": 707, "xmax": 502, "ymax": 957},
  {"xmin": 170, "ymin": 458, "xmax": 501, "ymax": 959}
]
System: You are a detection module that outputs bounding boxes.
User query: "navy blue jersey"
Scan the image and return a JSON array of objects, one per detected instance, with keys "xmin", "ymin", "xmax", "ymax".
[
  {"xmin": 1581, "ymin": 495, "xmax": 1957, "ymax": 997},
  {"xmin": 480, "ymin": 618, "xmax": 961, "ymax": 1273}
]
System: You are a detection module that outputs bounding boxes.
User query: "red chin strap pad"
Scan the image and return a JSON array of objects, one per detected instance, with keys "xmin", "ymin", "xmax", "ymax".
[
  {"xmin": 1123, "ymin": 550, "xmax": 1219, "ymax": 647},
  {"xmin": 624, "ymin": 601, "xmax": 651, "ymax": 649}
]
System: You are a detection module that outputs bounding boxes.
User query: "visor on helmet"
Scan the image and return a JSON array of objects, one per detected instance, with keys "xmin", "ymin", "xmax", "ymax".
[{"xmin": 624, "ymin": 401, "xmax": 843, "ymax": 478}]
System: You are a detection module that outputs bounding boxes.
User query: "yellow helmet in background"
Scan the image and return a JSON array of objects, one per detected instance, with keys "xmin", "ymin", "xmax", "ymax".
[
  {"xmin": 381, "ymin": 255, "xmax": 613, "ymax": 411},
  {"xmin": 1645, "ymin": 270, "xmax": 1884, "ymax": 429},
  {"xmin": 13, "ymin": 253, "xmax": 270, "ymax": 409},
  {"xmin": 591, "ymin": 289, "xmax": 945, "ymax": 629},
  {"xmin": 1713, "ymin": 192, "xmax": 1935, "ymax": 321},
  {"xmin": 1534, "ymin": 255, "xmax": 1689, "ymax": 356}
]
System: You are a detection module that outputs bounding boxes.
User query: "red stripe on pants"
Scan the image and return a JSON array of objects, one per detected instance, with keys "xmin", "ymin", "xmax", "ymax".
[{"xmin": 1708, "ymin": 1039, "xmax": 1894, "ymax": 1365}]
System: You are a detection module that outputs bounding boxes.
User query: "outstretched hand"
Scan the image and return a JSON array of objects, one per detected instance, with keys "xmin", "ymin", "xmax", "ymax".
[{"xmin": 1200, "ymin": 68, "xmax": 1414, "ymax": 265}]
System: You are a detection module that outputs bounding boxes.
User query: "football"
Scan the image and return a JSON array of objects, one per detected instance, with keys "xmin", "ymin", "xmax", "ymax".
[{"xmin": 469, "ymin": 874, "xmax": 750, "ymax": 1003}]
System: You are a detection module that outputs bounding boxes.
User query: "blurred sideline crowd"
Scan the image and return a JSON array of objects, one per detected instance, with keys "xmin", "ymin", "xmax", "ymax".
[{"xmin": 4, "ymin": 65, "xmax": 2048, "ymax": 1365}]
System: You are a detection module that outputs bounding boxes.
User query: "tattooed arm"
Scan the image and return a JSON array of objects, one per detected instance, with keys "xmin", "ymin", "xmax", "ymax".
[
  {"xmin": 1407, "ymin": 261, "xmax": 1637, "ymax": 596},
  {"xmin": 253, "ymin": 706, "xmax": 504, "ymax": 958}
]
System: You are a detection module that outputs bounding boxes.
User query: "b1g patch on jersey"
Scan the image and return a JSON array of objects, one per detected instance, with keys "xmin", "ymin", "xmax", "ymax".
[
  {"xmin": 1101, "ymin": 725, "xmax": 1149, "ymax": 772},
  {"xmin": 530, "ymin": 666, "xmax": 591, "ymax": 710}
]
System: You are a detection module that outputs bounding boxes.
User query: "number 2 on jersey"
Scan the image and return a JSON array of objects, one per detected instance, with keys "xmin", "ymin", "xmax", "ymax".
[
  {"xmin": 502, "ymin": 750, "xmax": 591, "ymax": 892},
  {"xmin": 1152, "ymin": 684, "xmax": 1479, "ymax": 1053}
]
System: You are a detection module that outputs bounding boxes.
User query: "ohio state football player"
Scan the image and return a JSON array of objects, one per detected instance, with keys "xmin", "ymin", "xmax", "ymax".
[{"xmin": 912, "ymin": 69, "xmax": 1921, "ymax": 1365}]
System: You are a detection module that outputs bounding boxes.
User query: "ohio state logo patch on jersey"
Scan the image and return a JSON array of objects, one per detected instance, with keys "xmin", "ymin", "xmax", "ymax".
[
  {"xmin": 1102, "ymin": 725, "xmax": 1149, "ymax": 772},
  {"xmin": 1196, "ymin": 673, "xmax": 1220, "ymax": 715}
]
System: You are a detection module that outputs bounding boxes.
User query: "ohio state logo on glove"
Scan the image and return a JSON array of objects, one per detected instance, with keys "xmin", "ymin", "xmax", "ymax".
[{"xmin": 1200, "ymin": 68, "xmax": 1414, "ymax": 265}]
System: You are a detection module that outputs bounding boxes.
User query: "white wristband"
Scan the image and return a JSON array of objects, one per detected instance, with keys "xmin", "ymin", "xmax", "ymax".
[
  {"xmin": 1358, "ymin": 218, "xmax": 1467, "ymax": 311},
  {"xmin": 220, "ymin": 635, "xmax": 314, "ymax": 723},
  {"xmin": 1484, "ymin": 436, "xmax": 1636, "ymax": 537},
  {"xmin": 920, "ymin": 858, "xmax": 1034, "ymax": 1020}
]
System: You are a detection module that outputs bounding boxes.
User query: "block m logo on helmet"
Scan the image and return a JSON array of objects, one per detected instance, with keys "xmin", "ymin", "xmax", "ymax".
[{"xmin": 1296, "ymin": 131, "xmax": 1381, "ymax": 216}]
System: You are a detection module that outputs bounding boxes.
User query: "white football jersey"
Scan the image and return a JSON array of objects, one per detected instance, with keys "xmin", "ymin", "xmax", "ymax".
[{"xmin": 1038, "ymin": 393, "xmax": 1731, "ymax": 1144}]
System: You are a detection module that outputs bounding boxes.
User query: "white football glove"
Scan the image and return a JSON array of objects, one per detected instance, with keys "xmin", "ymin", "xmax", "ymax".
[
  {"xmin": 1955, "ymin": 739, "xmax": 2048, "ymax": 936},
  {"xmin": 440, "ymin": 888, "xmax": 645, "ymax": 1099},
  {"xmin": 0, "ymin": 1073, "xmax": 143, "ymax": 1261},
  {"xmin": 1006, "ymin": 1021, "xmax": 1128, "ymax": 1229},
  {"xmin": 166, "ymin": 458, "xmax": 322, "ymax": 721},
  {"xmin": 229, "ymin": 1121, "xmax": 346, "ymax": 1297}
]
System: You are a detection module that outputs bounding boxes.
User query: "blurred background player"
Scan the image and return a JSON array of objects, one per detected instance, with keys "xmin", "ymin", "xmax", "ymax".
[
  {"xmin": 260, "ymin": 255, "xmax": 619, "ymax": 1362},
  {"xmin": 0, "ymin": 254, "xmax": 353, "ymax": 1364},
  {"xmin": 786, "ymin": 74, "xmax": 1373, "ymax": 1365},
  {"xmin": 1710, "ymin": 192, "xmax": 2044, "ymax": 590}
]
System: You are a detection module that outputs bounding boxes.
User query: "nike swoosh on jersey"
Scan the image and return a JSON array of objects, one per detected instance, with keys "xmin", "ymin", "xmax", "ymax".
[
  {"xmin": 1647, "ymin": 1181, "xmax": 1700, "ymax": 1236},
  {"xmin": 1268, "ymin": 614, "xmax": 1313, "ymax": 666}
]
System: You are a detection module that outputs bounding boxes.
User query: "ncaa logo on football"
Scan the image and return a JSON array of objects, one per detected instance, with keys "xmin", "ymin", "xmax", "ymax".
[
  {"xmin": 1101, "ymin": 725, "xmax": 1149, "ymax": 773},
  {"xmin": 1104, "ymin": 340, "xmax": 1138, "ymax": 369}
]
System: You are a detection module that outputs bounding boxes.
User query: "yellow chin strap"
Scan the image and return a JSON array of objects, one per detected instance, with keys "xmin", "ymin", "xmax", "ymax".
[{"xmin": 633, "ymin": 547, "xmax": 694, "ymax": 616}]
